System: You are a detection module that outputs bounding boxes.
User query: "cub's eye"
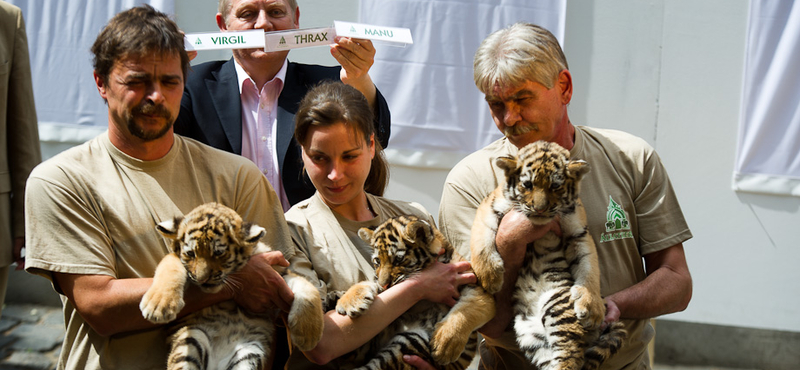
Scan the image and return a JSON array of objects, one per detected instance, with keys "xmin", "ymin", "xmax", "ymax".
[
  {"xmin": 393, "ymin": 254, "xmax": 404, "ymax": 264},
  {"xmin": 213, "ymin": 249, "xmax": 225, "ymax": 257},
  {"xmin": 522, "ymin": 181, "xmax": 533, "ymax": 190},
  {"xmin": 372, "ymin": 257, "xmax": 380, "ymax": 267},
  {"xmin": 185, "ymin": 250, "xmax": 195, "ymax": 258}
]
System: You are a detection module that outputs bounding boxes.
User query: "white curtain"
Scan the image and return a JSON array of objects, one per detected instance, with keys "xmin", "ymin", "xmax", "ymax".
[
  {"xmin": 734, "ymin": 0, "xmax": 800, "ymax": 196},
  {"xmin": 360, "ymin": 0, "xmax": 566, "ymax": 169},
  {"xmin": 8, "ymin": 0, "xmax": 175, "ymax": 159}
]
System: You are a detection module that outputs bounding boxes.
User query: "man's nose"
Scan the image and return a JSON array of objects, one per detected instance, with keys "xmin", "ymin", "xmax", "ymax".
[
  {"xmin": 503, "ymin": 104, "xmax": 521, "ymax": 126},
  {"xmin": 147, "ymin": 83, "xmax": 166, "ymax": 105},
  {"xmin": 253, "ymin": 10, "xmax": 273, "ymax": 31}
]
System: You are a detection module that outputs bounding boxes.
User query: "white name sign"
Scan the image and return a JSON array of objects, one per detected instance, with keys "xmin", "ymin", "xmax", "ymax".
[
  {"xmin": 184, "ymin": 30, "xmax": 265, "ymax": 51},
  {"xmin": 184, "ymin": 22, "xmax": 413, "ymax": 52},
  {"xmin": 264, "ymin": 27, "xmax": 335, "ymax": 51},
  {"xmin": 333, "ymin": 21, "xmax": 413, "ymax": 45}
]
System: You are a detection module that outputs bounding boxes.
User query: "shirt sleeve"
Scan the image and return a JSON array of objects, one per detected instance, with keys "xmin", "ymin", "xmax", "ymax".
[
  {"xmin": 632, "ymin": 149, "xmax": 693, "ymax": 255},
  {"xmin": 438, "ymin": 173, "xmax": 489, "ymax": 259},
  {"xmin": 233, "ymin": 163, "xmax": 298, "ymax": 259},
  {"xmin": 24, "ymin": 171, "xmax": 117, "ymax": 286},
  {"xmin": 285, "ymin": 218, "xmax": 332, "ymax": 309}
]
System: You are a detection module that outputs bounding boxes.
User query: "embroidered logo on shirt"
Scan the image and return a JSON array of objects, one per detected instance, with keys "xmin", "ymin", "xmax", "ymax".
[{"xmin": 599, "ymin": 196, "xmax": 634, "ymax": 243}]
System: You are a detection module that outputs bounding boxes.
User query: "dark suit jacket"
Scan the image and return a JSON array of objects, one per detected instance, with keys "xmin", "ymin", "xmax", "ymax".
[{"xmin": 174, "ymin": 58, "xmax": 391, "ymax": 206}]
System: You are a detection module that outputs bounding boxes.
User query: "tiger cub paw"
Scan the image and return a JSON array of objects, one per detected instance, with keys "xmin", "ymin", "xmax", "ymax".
[
  {"xmin": 571, "ymin": 285, "xmax": 604, "ymax": 330},
  {"xmin": 431, "ymin": 322, "xmax": 469, "ymax": 365},
  {"xmin": 140, "ymin": 286, "xmax": 185, "ymax": 324},
  {"xmin": 336, "ymin": 281, "xmax": 380, "ymax": 318}
]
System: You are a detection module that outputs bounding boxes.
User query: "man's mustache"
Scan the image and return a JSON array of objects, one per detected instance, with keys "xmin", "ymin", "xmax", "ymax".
[
  {"xmin": 134, "ymin": 103, "xmax": 171, "ymax": 119},
  {"xmin": 504, "ymin": 124, "xmax": 538, "ymax": 137}
]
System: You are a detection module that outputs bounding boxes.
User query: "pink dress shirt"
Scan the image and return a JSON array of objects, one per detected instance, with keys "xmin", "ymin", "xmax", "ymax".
[{"xmin": 236, "ymin": 59, "xmax": 292, "ymax": 211}]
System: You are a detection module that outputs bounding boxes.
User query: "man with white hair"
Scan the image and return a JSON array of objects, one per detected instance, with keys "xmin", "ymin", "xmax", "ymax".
[{"xmin": 437, "ymin": 23, "xmax": 693, "ymax": 370}]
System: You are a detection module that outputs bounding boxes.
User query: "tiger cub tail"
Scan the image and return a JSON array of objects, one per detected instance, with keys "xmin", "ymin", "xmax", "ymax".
[{"xmin": 582, "ymin": 321, "xmax": 627, "ymax": 370}]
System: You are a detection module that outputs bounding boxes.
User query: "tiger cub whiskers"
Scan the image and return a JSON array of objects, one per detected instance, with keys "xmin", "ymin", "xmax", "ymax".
[
  {"xmin": 139, "ymin": 202, "xmax": 324, "ymax": 370},
  {"xmin": 470, "ymin": 141, "xmax": 626, "ymax": 370},
  {"xmin": 334, "ymin": 215, "xmax": 495, "ymax": 369}
]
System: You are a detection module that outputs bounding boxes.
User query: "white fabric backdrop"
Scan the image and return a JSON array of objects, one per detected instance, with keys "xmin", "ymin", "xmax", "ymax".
[
  {"xmin": 8, "ymin": 0, "xmax": 174, "ymax": 159},
  {"xmin": 734, "ymin": 0, "xmax": 800, "ymax": 196},
  {"xmin": 360, "ymin": 0, "xmax": 565, "ymax": 169},
  {"xmin": 12, "ymin": 0, "xmax": 564, "ymax": 165}
]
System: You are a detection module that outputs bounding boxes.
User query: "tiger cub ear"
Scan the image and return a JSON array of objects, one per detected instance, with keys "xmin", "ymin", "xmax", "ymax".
[
  {"xmin": 566, "ymin": 159, "xmax": 590, "ymax": 180},
  {"xmin": 358, "ymin": 227, "xmax": 375, "ymax": 243},
  {"xmin": 156, "ymin": 216, "xmax": 182, "ymax": 240},
  {"xmin": 242, "ymin": 223, "xmax": 266, "ymax": 244},
  {"xmin": 403, "ymin": 219, "xmax": 432, "ymax": 245},
  {"xmin": 495, "ymin": 155, "xmax": 519, "ymax": 177},
  {"xmin": 495, "ymin": 155, "xmax": 518, "ymax": 172}
]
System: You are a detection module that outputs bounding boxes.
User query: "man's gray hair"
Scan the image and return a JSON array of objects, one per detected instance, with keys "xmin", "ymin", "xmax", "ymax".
[{"xmin": 473, "ymin": 23, "xmax": 568, "ymax": 94}]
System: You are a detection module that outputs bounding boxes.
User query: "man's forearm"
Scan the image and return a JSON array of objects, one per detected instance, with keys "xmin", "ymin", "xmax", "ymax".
[
  {"xmin": 55, "ymin": 273, "xmax": 231, "ymax": 337},
  {"xmin": 606, "ymin": 244, "xmax": 692, "ymax": 320},
  {"xmin": 606, "ymin": 266, "xmax": 692, "ymax": 320}
]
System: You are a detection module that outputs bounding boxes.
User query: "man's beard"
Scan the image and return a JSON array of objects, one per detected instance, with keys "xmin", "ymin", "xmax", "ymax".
[
  {"xmin": 504, "ymin": 123, "xmax": 538, "ymax": 138},
  {"xmin": 124, "ymin": 102, "xmax": 174, "ymax": 141}
]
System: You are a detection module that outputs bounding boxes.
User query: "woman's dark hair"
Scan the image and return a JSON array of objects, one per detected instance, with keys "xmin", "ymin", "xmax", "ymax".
[{"xmin": 295, "ymin": 81, "xmax": 389, "ymax": 196}]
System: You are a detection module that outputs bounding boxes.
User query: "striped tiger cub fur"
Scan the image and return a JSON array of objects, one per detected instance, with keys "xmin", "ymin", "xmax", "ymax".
[
  {"xmin": 139, "ymin": 202, "xmax": 324, "ymax": 370},
  {"xmin": 335, "ymin": 215, "xmax": 495, "ymax": 369},
  {"xmin": 470, "ymin": 141, "xmax": 626, "ymax": 370}
]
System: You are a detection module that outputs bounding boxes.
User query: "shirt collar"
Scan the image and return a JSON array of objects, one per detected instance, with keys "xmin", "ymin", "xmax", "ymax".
[{"xmin": 233, "ymin": 58, "xmax": 288, "ymax": 94}]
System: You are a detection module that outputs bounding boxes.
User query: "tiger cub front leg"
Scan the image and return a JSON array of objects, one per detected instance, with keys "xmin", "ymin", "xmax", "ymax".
[
  {"xmin": 336, "ymin": 280, "xmax": 381, "ymax": 318},
  {"xmin": 562, "ymin": 204, "xmax": 604, "ymax": 330},
  {"xmin": 470, "ymin": 190, "xmax": 507, "ymax": 295},
  {"xmin": 140, "ymin": 253, "xmax": 187, "ymax": 323},
  {"xmin": 284, "ymin": 272, "xmax": 324, "ymax": 351},
  {"xmin": 431, "ymin": 286, "xmax": 495, "ymax": 365}
]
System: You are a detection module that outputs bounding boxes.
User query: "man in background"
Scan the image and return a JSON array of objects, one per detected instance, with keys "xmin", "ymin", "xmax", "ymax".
[
  {"xmin": 175, "ymin": 0, "xmax": 391, "ymax": 210},
  {"xmin": 0, "ymin": 1, "xmax": 41, "ymax": 317}
]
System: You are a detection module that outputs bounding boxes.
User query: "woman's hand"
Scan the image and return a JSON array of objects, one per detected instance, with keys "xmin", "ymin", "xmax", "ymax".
[{"xmin": 407, "ymin": 261, "xmax": 476, "ymax": 307}]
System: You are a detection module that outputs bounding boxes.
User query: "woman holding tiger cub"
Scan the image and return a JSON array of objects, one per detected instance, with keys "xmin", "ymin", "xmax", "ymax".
[{"xmin": 283, "ymin": 81, "xmax": 476, "ymax": 369}]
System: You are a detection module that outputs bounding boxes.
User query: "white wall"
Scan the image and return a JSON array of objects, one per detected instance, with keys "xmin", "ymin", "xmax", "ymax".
[
  {"xmin": 174, "ymin": 0, "xmax": 800, "ymax": 333},
  {"xmin": 564, "ymin": 0, "xmax": 800, "ymax": 333}
]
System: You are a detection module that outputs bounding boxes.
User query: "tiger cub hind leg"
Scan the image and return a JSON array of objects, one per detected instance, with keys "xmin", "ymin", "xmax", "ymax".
[
  {"xmin": 167, "ymin": 325, "xmax": 211, "ymax": 370},
  {"xmin": 167, "ymin": 302, "xmax": 276, "ymax": 370},
  {"xmin": 582, "ymin": 322, "xmax": 627, "ymax": 370},
  {"xmin": 515, "ymin": 286, "xmax": 586, "ymax": 370},
  {"xmin": 430, "ymin": 285, "xmax": 495, "ymax": 365}
]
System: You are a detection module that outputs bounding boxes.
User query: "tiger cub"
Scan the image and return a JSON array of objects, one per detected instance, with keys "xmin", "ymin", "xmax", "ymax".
[
  {"xmin": 139, "ymin": 202, "xmax": 324, "ymax": 370},
  {"xmin": 470, "ymin": 141, "xmax": 626, "ymax": 370},
  {"xmin": 335, "ymin": 215, "xmax": 495, "ymax": 369}
]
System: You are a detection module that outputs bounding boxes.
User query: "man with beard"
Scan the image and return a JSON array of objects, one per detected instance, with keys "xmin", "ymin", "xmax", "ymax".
[{"xmin": 24, "ymin": 6, "xmax": 299, "ymax": 369}]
